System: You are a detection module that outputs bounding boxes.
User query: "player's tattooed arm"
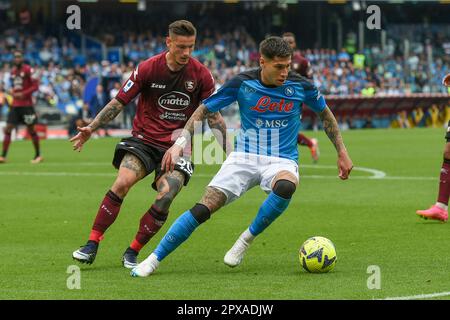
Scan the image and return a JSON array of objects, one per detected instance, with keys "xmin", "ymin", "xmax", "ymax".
[
  {"xmin": 319, "ymin": 106, "xmax": 353, "ymax": 180},
  {"xmin": 319, "ymin": 106, "xmax": 346, "ymax": 153},
  {"xmin": 207, "ymin": 111, "xmax": 231, "ymax": 155},
  {"xmin": 177, "ymin": 104, "xmax": 211, "ymax": 141},
  {"xmin": 70, "ymin": 98, "xmax": 125, "ymax": 152},
  {"xmin": 88, "ymin": 98, "xmax": 125, "ymax": 132},
  {"xmin": 162, "ymin": 104, "xmax": 212, "ymax": 172}
]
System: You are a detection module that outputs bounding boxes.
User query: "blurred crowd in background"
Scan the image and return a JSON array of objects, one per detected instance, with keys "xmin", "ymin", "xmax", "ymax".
[{"xmin": 0, "ymin": 1, "xmax": 450, "ymax": 133}]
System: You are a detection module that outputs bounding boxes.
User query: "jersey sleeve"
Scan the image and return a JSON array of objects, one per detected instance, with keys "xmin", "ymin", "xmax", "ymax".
[
  {"xmin": 115, "ymin": 62, "xmax": 146, "ymax": 105},
  {"xmin": 203, "ymin": 76, "xmax": 242, "ymax": 112},
  {"xmin": 21, "ymin": 66, "xmax": 39, "ymax": 95},
  {"xmin": 199, "ymin": 68, "xmax": 216, "ymax": 101},
  {"xmin": 303, "ymin": 81, "xmax": 326, "ymax": 113},
  {"xmin": 303, "ymin": 60, "xmax": 313, "ymax": 78}
]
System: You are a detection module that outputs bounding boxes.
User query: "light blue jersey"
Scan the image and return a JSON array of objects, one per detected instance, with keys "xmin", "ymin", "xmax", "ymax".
[{"xmin": 204, "ymin": 68, "xmax": 326, "ymax": 162}]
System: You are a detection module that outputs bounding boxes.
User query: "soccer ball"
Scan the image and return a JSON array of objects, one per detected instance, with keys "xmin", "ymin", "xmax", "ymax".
[{"xmin": 299, "ymin": 236, "xmax": 337, "ymax": 273}]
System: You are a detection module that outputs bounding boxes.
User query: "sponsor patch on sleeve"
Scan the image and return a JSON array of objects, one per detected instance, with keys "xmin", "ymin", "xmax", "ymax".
[{"xmin": 123, "ymin": 79, "xmax": 134, "ymax": 93}]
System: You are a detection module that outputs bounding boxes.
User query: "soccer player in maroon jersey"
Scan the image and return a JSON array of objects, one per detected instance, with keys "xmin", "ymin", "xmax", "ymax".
[
  {"xmin": 416, "ymin": 73, "xmax": 450, "ymax": 222},
  {"xmin": 0, "ymin": 50, "xmax": 42, "ymax": 164},
  {"xmin": 71, "ymin": 20, "xmax": 228, "ymax": 268},
  {"xmin": 282, "ymin": 32, "xmax": 319, "ymax": 163}
]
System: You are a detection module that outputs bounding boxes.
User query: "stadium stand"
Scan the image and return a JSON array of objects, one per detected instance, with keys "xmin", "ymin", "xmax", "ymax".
[{"xmin": 0, "ymin": 1, "xmax": 449, "ymax": 138}]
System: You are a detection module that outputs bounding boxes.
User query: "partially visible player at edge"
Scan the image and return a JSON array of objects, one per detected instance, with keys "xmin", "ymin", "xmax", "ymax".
[
  {"xmin": 0, "ymin": 49, "xmax": 42, "ymax": 164},
  {"xmin": 71, "ymin": 20, "xmax": 228, "ymax": 268},
  {"xmin": 131, "ymin": 36, "xmax": 353, "ymax": 277},
  {"xmin": 283, "ymin": 32, "xmax": 319, "ymax": 163},
  {"xmin": 416, "ymin": 73, "xmax": 450, "ymax": 222}
]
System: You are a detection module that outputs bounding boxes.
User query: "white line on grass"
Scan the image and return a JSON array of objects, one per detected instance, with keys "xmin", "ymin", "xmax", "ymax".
[
  {"xmin": 0, "ymin": 162, "xmax": 112, "ymax": 166},
  {"xmin": 0, "ymin": 163, "xmax": 437, "ymax": 181},
  {"xmin": 0, "ymin": 171, "xmax": 116, "ymax": 177},
  {"xmin": 0, "ymin": 171, "xmax": 436, "ymax": 181},
  {"xmin": 301, "ymin": 164, "xmax": 386, "ymax": 179},
  {"xmin": 383, "ymin": 291, "xmax": 450, "ymax": 300}
]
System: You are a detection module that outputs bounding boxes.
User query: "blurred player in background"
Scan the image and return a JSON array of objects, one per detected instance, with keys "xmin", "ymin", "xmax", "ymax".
[
  {"xmin": 131, "ymin": 37, "xmax": 353, "ymax": 277},
  {"xmin": 283, "ymin": 32, "xmax": 319, "ymax": 163},
  {"xmin": 416, "ymin": 73, "xmax": 450, "ymax": 222},
  {"xmin": 0, "ymin": 50, "xmax": 42, "ymax": 164},
  {"xmin": 71, "ymin": 20, "xmax": 227, "ymax": 268}
]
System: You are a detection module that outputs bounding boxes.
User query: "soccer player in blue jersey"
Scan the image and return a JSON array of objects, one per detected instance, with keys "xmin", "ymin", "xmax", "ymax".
[{"xmin": 131, "ymin": 36, "xmax": 353, "ymax": 277}]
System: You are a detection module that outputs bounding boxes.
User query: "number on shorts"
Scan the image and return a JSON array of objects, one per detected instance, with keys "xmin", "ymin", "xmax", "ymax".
[
  {"xmin": 176, "ymin": 158, "xmax": 193, "ymax": 176},
  {"xmin": 24, "ymin": 114, "xmax": 36, "ymax": 125}
]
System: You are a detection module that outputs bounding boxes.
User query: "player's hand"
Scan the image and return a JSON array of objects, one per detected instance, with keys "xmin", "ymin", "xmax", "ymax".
[
  {"xmin": 12, "ymin": 92, "xmax": 24, "ymax": 99},
  {"xmin": 162, "ymin": 144, "xmax": 183, "ymax": 172},
  {"xmin": 337, "ymin": 150, "xmax": 353, "ymax": 180},
  {"xmin": 70, "ymin": 126, "xmax": 93, "ymax": 152},
  {"xmin": 443, "ymin": 74, "xmax": 450, "ymax": 87}
]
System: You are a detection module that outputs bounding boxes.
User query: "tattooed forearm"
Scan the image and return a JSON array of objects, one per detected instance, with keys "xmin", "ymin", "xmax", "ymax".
[
  {"xmin": 88, "ymin": 98, "xmax": 124, "ymax": 132},
  {"xmin": 207, "ymin": 111, "xmax": 228, "ymax": 153},
  {"xmin": 200, "ymin": 186, "xmax": 227, "ymax": 214},
  {"xmin": 178, "ymin": 104, "xmax": 210, "ymax": 140},
  {"xmin": 319, "ymin": 106, "xmax": 346, "ymax": 153}
]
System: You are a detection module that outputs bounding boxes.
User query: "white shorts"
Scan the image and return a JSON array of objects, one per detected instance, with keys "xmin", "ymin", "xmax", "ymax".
[{"xmin": 208, "ymin": 152, "xmax": 299, "ymax": 204}]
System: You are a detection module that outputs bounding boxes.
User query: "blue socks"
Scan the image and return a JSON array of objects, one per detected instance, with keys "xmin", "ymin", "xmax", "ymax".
[
  {"xmin": 249, "ymin": 192, "xmax": 291, "ymax": 236},
  {"xmin": 154, "ymin": 210, "xmax": 199, "ymax": 261},
  {"xmin": 152, "ymin": 192, "xmax": 290, "ymax": 262}
]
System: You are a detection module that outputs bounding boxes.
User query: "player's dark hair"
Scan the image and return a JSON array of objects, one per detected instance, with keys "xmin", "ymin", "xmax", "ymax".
[
  {"xmin": 259, "ymin": 36, "xmax": 293, "ymax": 60},
  {"xmin": 282, "ymin": 32, "xmax": 296, "ymax": 39},
  {"xmin": 168, "ymin": 20, "xmax": 197, "ymax": 37}
]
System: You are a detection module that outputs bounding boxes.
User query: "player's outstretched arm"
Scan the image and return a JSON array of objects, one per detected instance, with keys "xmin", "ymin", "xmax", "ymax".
[
  {"xmin": 70, "ymin": 98, "xmax": 124, "ymax": 152},
  {"xmin": 162, "ymin": 104, "xmax": 211, "ymax": 172},
  {"xmin": 319, "ymin": 106, "xmax": 353, "ymax": 180},
  {"xmin": 207, "ymin": 111, "xmax": 232, "ymax": 156}
]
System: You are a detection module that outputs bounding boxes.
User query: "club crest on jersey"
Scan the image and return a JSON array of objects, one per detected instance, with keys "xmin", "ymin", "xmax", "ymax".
[
  {"xmin": 284, "ymin": 86, "xmax": 295, "ymax": 97},
  {"xmin": 250, "ymin": 96, "xmax": 294, "ymax": 113},
  {"xmin": 185, "ymin": 80, "xmax": 196, "ymax": 92},
  {"xmin": 255, "ymin": 118, "xmax": 264, "ymax": 128}
]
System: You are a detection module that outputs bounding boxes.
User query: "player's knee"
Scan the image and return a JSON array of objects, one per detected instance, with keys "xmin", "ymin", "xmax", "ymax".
[
  {"xmin": 112, "ymin": 177, "xmax": 134, "ymax": 197},
  {"xmin": 155, "ymin": 188, "xmax": 178, "ymax": 212},
  {"xmin": 444, "ymin": 155, "xmax": 450, "ymax": 164},
  {"xmin": 444, "ymin": 147, "xmax": 450, "ymax": 162},
  {"xmin": 189, "ymin": 203, "xmax": 211, "ymax": 224},
  {"xmin": 154, "ymin": 176, "xmax": 183, "ymax": 212},
  {"xmin": 273, "ymin": 179, "xmax": 296, "ymax": 199},
  {"xmin": 3, "ymin": 127, "xmax": 12, "ymax": 135}
]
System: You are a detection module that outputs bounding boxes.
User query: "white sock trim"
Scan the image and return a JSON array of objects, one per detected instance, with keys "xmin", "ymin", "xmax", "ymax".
[
  {"xmin": 436, "ymin": 202, "xmax": 448, "ymax": 210},
  {"xmin": 241, "ymin": 228, "xmax": 255, "ymax": 244},
  {"xmin": 144, "ymin": 252, "xmax": 160, "ymax": 266}
]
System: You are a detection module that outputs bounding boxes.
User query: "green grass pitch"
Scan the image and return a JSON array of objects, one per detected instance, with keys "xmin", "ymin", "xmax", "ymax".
[{"xmin": 0, "ymin": 128, "xmax": 449, "ymax": 300}]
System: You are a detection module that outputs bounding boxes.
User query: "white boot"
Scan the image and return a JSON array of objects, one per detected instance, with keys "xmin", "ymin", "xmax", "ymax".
[{"xmin": 130, "ymin": 253, "xmax": 160, "ymax": 277}]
